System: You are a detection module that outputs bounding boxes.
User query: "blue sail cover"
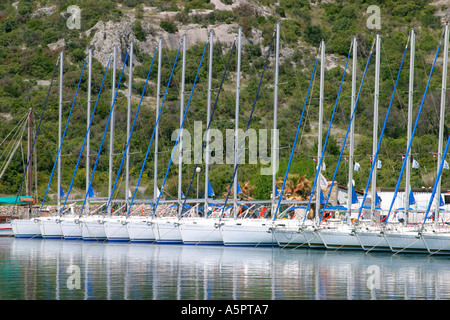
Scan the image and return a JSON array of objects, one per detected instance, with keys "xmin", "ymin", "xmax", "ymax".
[
  {"xmin": 409, "ymin": 189, "xmax": 416, "ymax": 205},
  {"xmin": 351, "ymin": 184, "xmax": 358, "ymax": 204}
]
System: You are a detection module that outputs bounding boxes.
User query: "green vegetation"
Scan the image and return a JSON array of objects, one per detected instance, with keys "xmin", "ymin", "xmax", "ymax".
[{"xmin": 0, "ymin": 0, "xmax": 448, "ymax": 203}]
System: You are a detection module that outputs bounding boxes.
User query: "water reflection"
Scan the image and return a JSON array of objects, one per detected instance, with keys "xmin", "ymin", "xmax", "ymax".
[{"xmin": 1, "ymin": 238, "xmax": 450, "ymax": 300}]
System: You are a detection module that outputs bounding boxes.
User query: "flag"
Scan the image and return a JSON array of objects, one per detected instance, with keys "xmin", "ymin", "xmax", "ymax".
[
  {"xmin": 412, "ymin": 159, "xmax": 419, "ymax": 169},
  {"xmin": 444, "ymin": 160, "xmax": 449, "ymax": 169},
  {"xmin": 60, "ymin": 186, "xmax": 65, "ymax": 197},
  {"xmin": 344, "ymin": 157, "xmax": 348, "ymax": 162},
  {"xmin": 369, "ymin": 156, "xmax": 372, "ymax": 162},
  {"xmin": 409, "ymin": 189, "xmax": 416, "ymax": 206},
  {"xmin": 236, "ymin": 180, "xmax": 242, "ymax": 194},
  {"xmin": 440, "ymin": 195, "xmax": 445, "ymax": 207},
  {"xmin": 208, "ymin": 180, "xmax": 215, "ymax": 197},
  {"xmin": 377, "ymin": 160, "xmax": 382, "ymax": 169},
  {"xmin": 402, "ymin": 155, "xmax": 405, "ymax": 160},
  {"xmin": 313, "ymin": 158, "xmax": 317, "ymax": 162},
  {"xmin": 275, "ymin": 187, "xmax": 279, "ymax": 197},
  {"xmin": 354, "ymin": 162, "xmax": 360, "ymax": 171},
  {"xmin": 180, "ymin": 190, "xmax": 185, "ymax": 199},
  {"xmin": 88, "ymin": 184, "xmax": 94, "ymax": 197},
  {"xmin": 433, "ymin": 154, "xmax": 437, "ymax": 159}
]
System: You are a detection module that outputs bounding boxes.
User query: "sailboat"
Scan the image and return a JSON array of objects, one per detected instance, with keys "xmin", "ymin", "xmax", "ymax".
[
  {"xmin": 381, "ymin": 25, "xmax": 446, "ymax": 254},
  {"xmin": 178, "ymin": 31, "xmax": 227, "ymax": 246},
  {"xmin": 218, "ymin": 24, "xmax": 280, "ymax": 247},
  {"xmin": 12, "ymin": 51, "xmax": 64, "ymax": 239},
  {"xmin": 103, "ymin": 41, "xmax": 137, "ymax": 242}
]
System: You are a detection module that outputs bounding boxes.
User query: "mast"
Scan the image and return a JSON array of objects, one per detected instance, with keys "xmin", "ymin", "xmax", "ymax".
[
  {"xmin": 108, "ymin": 45, "xmax": 116, "ymax": 215},
  {"xmin": 316, "ymin": 40, "xmax": 325, "ymax": 221},
  {"xmin": 234, "ymin": 27, "xmax": 241, "ymax": 219},
  {"xmin": 436, "ymin": 24, "xmax": 448, "ymax": 221},
  {"xmin": 154, "ymin": 38, "xmax": 162, "ymax": 201},
  {"xmin": 371, "ymin": 34, "xmax": 380, "ymax": 217},
  {"xmin": 179, "ymin": 34, "xmax": 186, "ymax": 216},
  {"xmin": 58, "ymin": 50, "xmax": 63, "ymax": 214},
  {"xmin": 126, "ymin": 41, "xmax": 133, "ymax": 208},
  {"xmin": 272, "ymin": 22, "xmax": 280, "ymax": 217},
  {"xmin": 86, "ymin": 48, "xmax": 92, "ymax": 213},
  {"xmin": 348, "ymin": 37, "xmax": 357, "ymax": 221},
  {"xmin": 205, "ymin": 30, "xmax": 213, "ymax": 213},
  {"xmin": 27, "ymin": 108, "xmax": 32, "ymax": 197},
  {"xmin": 405, "ymin": 29, "xmax": 415, "ymax": 223}
]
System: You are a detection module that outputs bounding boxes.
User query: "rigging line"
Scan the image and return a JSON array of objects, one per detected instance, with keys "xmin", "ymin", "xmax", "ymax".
[
  {"xmin": 126, "ymin": 43, "xmax": 182, "ymax": 216},
  {"xmin": 104, "ymin": 47, "xmax": 158, "ymax": 215},
  {"xmin": 180, "ymin": 39, "xmax": 237, "ymax": 215},
  {"xmin": 152, "ymin": 40, "xmax": 209, "ymax": 217},
  {"xmin": 272, "ymin": 56, "xmax": 318, "ymax": 220},
  {"xmin": 423, "ymin": 131, "xmax": 450, "ymax": 226},
  {"xmin": 353, "ymin": 36, "xmax": 409, "ymax": 223},
  {"xmin": 0, "ymin": 111, "xmax": 28, "ymax": 155},
  {"xmin": 384, "ymin": 41, "xmax": 442, "ymax": 224},
  {"xmin": 300, "ymin": 40, "xmax": 357, "ymax": 225},
  {"xmin": 11, "ymin": 56, "xmax": 60, "ymax": 213},
  {"xmin": 60, "ymin": 55, "xmax": 112, "ymax": 214},
  {"xmin": 79, "ymin": 51, "xmax": 129, "ymax": 217},
  {"xmin": 39, "ymin": 57, "xmax": 87, "ymax": 213},
  {"xmin": 219, "ymin": 31, "xmax": 276, "ymax": 219},
  {"xmin": 0, "ymin": 122, "xmax": 27, "ymax": 181},
  {"xmin": 297, "ymin": 50, "xmax": 320, "ymax": 154},
  {"xmin": 0, "ymin": 115, "xmax": 27, "ymax": 169}
]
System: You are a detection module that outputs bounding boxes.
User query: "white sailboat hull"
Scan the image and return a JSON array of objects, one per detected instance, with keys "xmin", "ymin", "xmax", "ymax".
[
  {"xmin": 0, "ymin": 223, "xmax": 13, "ymax": 237},
  {"xmin": 355, "ymin": 229, "xmax": 391, "ymax": 252},
  {"xmin": 318, "ymin": 227, "xmax": 362, "ymax": 250},
  {"xmin": 104, "ymin": 219, "xmax": 129, "ymax": 242},
  {"xmin": 220, "ymin": 219, "xmax": 277, "ymax": 247},
  {"xmin": 38, "ymin": 218, "xmax": 63, "ymax": 239},
  {"xmin": 301, "ymin": 228, "xmax": 326, "ymax": 249},
  {"xmin": 272, "ymin": 220, "xmax": 308, "ymax": 249},
  {"xmin": 154, "ymin": 218, "xmax": 183, "ymax": 244},
  {"xmin": 179, "ymin": 218, "xmax": 223, "ymax": 246},
  {"xmin": 126, "ymin": 218, "xmax": 156, "ymax": 243},
  {"xmin": 11, "ymin": 219, "xmax": 42, "ymax": 238},
  {"xmin": 81, "ymin": 217, "xmax": 107, "ymax": 241},
  {"xmin": 384, "ymin": 231, "xmax": 428, "ymax": 254},
  {"xmin": 61, "ymin": 218, "xmax": 82, "ymax": 240},
  {"xmin": 421, "ymin": 232, "xmax": 450, "ymax": 255}
]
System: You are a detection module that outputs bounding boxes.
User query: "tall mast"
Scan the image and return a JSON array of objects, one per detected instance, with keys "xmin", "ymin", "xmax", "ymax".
[
  {"xmin": 316, "ymin": 40, "xmax": 325, "ymax": 221},
  {"xmin": 436, "ymin": 24, "xmax": 448, "ymax": 221},
  {"xmin": 58, "ymin": 50, "xmax": 63, "ymax": 213},
  {"xmin": 371, "ymin": 34, "xmax": 380, "ymax": 217},
  {"xmin": 108, "ymin": 45, "xmax": 116, "ymax": 215},
  {"xmin": 272, "ymin": 22, "xmax": 280, "ymax": 217},
  {"xmin": 86, "ymin": 48, "xmax": 92, "ymax": 213},
  {"xmin": 126, "ymin": 41, "xmax": 133, "ymax": 208},
  {"xmin": 234, "ymin": 27, "xmax": 242, "ymax": 219},
  {"xmin": 178, "ymin": 34, "xmax": 186, "ymax": 216},
  {"xmin": 348, "ymin": 37, "xmax": 357, "ymax": 220},
  {"xmin": 205, "ymin": 30, "xmax": 213, "ymax": 213},
  {"xmin": 27, "ymin": 108, "xmax": 32, "ymax": 197},
  {"xmin": 405, "ymin": 29, "xmax": 415, "ymax": 223},
  {"xmin": 154, "ymin": 38, "xmax": 162, "ymax": 201}
]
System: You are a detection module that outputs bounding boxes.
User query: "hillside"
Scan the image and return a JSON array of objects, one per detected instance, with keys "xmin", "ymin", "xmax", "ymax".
[{"xmin": 0, "ymin": 0, "xmax": 449, "ymax": 203}]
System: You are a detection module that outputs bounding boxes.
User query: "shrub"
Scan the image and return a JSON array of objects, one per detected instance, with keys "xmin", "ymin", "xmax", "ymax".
[{"xmin": 160, "ymin": 20, "xmax": 178, "ymax": 33}]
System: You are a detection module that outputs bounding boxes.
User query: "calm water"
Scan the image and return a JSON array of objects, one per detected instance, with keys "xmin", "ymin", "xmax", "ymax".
[{"xmin": 1, "ymin": 237, "xmax": 450, "ymax": 300}]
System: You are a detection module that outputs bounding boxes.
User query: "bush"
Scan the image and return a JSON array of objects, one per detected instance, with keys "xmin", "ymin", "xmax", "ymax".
[
  {"xmin": 133, "ymin": 20, "xmax": 146, "ymax": 41},
  {"xmin": 160, "ymin": 20, "xmax": 178, "ymax": 33}
]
